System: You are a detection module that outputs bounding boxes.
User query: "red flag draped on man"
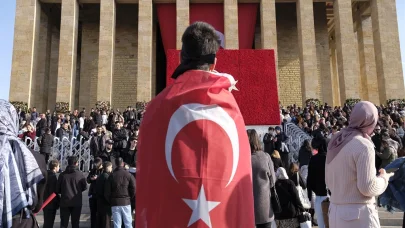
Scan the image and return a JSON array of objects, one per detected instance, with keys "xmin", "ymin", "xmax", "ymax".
[{"xmin": 136, "ymin": 22, "xmax": 255, "ymax": 228}]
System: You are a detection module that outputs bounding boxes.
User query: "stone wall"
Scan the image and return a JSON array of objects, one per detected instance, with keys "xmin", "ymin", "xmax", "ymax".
[
  {"xmin": 314, "ymin": 3, "xmax": 332, "ymax": 105},
  {"xmin": 112, "ymin": 4, "xmax": 138, "ymax": 110},
  {"xmin": 47, "ymin": 22, "xmax": 60, "ymax": 111},
  {"xmin": 33, "ymin": 7, "xmax": 52, "ymax": 112},
  {"xmin": 276, "ymin": 3, "xmax": 331, "ymax": 106},
  {"xmin": 79, "ymin": 5, "xmax": 100, "ymax": 111},
  {"xmin": 277, "ymin": 3, "xmax": 301, "ymax": 106}
]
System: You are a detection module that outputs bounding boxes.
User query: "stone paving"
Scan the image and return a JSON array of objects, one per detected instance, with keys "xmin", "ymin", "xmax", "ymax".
[{"xmin": 35, "ymin": 188, "xmax": 403, "ymax": 228}]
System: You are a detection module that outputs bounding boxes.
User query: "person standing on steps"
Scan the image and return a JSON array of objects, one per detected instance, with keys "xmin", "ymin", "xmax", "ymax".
[
  {"xmin": 43, "ymin": 160, "xmax": 60, "ymax": 228},
  {"xmin": 96, "ymin": 161, "xmax": 113, "ymax": 228},
  {"xmin": 105, "ymin": 157, "xmax": 135, "ymax": 228},
  {"xmin": 56, "ymin": 156, "xmax": 88, "ymax": 228},
  {"xmin": 87, "ymin": 158, "xmax": 104, "ymax": 228}
]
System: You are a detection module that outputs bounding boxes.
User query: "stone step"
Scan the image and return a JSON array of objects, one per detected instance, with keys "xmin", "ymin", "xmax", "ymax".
[{"xmin": 380, "ymin": 218, "xmax": 404, "ymax": 226}]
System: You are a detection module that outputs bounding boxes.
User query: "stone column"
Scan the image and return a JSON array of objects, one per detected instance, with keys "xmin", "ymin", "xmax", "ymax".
[
  {"xmin": 333, "ymin": 0, "xmax": 360, "ymax": 102},
  {"xmin": 356, "ymin": 13, "xmax": 379, "ymax": 104},
  {"xmin": 97, "ymin": 0, "xmax": 116, "ymax": 110},
  {"xmin": 297, "ymin": 0, "xmax": 318, "ymax": 104},
  {"xmin": 371, "ymin": 0, "xmax": 405, "ymax": 102},
  {"xmin": 56, "ymin": 0, "xmax": 79, "ymax": 112},
  {"xmin": 137, "ymin": 0, "xmax": 153, "ymax": 102},
  {"xmin": 176, "ymin": 0, "xmax": 189, "ymax": 50},
  {"xmin": 224, "ymin": 0, "xmax": 238, "ymax": 49},
  {"xmin": 9, "ymin": 0, "xmax": 41, "ymax": 108},
  {"xmin": 260, "ymin": 0, "xmax": 278, "ymax": 88},
  {"xmin": 260, "ymin": 0, "xmax": 277, "ymax": 51},
  {"xmin": 329, "ymin": 37, "xmax": 341, "ymax": 106}
]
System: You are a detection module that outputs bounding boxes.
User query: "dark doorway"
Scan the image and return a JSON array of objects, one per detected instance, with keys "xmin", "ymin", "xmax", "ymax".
[{"xmin": 155, "ymin": 22, "xmax": 167, "ymax": 95}]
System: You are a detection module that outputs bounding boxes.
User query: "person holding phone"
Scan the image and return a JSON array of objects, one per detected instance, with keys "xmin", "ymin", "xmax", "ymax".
[{"xmin": 326, "ymin": 101, "xmax": 394, "ymax": 228}]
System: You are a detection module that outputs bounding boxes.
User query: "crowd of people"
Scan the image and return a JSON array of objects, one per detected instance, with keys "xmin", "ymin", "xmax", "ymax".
[
  {"xmin": 3, "ymin": 21, "xmax": 405, "ymax": 228},
  {"xmin": 8, "ymin": 104, "xmax": 144, "ymax": 228},
  {"xmin": 16, "ymin": 104, "xmax": 148, "ymax": 166},
  {"xmin": 252, "ymin": 101, "xmax": 405, "ymax": 228},
  {"xmin": 10, "ymin": 100, "xmax": 405, "ymax": 228}
]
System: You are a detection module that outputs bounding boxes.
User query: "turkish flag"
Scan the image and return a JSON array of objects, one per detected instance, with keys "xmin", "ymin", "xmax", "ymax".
[{"xmin": 136, "ymin": 70, "xmax": 255, "ymax": 227}]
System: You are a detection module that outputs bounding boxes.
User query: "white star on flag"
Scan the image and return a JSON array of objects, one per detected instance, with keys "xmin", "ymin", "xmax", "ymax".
[{"xmin": 182, "ymin": 185, "xmax": 220, "ymax": 228}]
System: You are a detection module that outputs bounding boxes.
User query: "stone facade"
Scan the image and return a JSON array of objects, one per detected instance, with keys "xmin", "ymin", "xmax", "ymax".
[
  {"xmin": 9, "ymin": 0, "xmax": 405, "ymax": 111},
  {"xmin": 79, "ymin": 5, "xmax": 100, "ymax": 111},
  {"xmin": 113, "ymin": 5, "xmax": 138, "ymax": 110}
]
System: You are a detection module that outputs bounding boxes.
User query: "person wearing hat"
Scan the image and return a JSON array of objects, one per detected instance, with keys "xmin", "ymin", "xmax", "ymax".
[{"xmin": 99, "ymin": 139, "xmax": 120, "ymax": 169}]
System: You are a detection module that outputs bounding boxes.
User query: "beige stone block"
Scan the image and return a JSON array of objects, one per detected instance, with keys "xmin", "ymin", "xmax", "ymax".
[
  {"xmin": 371, "ymin": 0, "xmax": 405, "ymax": 102},
  {"xmin": 97, "ymin": 0, "xmax": 116, "ymax": 104},
  {"xmin": 47, "ymin": 26, "xmax": 60, "ymax": 110},
  {"xmin": 260, "ymin": 0, "xmax": 279, "ymax": 92},
  {"xmin": 277, "ymin": 4, "xmax": 301, "ymax": 106},
  {"xmin": 224, "ymin": 0, "xmax": 238, "ymax": 49},
  {"xmin": 176, "ymin": 0, "xmax": 189, "ymax": 50},
  {"xmin": 329, "ymin": 39, "xmax": 341, "ymax": 106},
  {"xmin": 33, "ymin": 7, "xmax": 52, "ymax": 112},
  {"xmin": 80, "ymin": 20, "xmax": 99, "ymax": 111},
  {"xmin": 314, "ymin": 3, "xmax": 332, "ymax": 106},
  {"xmin": 356, "ymin": 14, "xmax": 380, "ymax": 104},
  {"xmin": 137, "ymin": 0, "xmax": 153, "ymax": 102},
  {"xmin": 334, "ymin": 0, "xmax": 360, "ymax": 102},
  {"xmin": 112, "ymin": 4, "xmax": 138, "ymax": 110},
  {"xmin": 56, "ymin": 0, "xmax": 79, "ymax": 110},
  {"xmin": 9, "ymin": 0, "xmax": 41, "ymax": 106},
  {"xmin": 297, "ymin": 0, "xmax": 317, "ymax": 104}
]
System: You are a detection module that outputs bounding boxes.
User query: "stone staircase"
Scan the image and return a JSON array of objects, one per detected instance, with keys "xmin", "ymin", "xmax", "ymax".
[
  {"xmin": 35, "ymin": 190, "xmax": 403, "ymax": 228},
  {"xmin": 379, "ymin": 208, "xmax": 403, "ymax": 228}
]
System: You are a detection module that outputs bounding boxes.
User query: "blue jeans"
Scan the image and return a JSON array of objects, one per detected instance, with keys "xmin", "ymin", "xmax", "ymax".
[
  {"xmin": 112, "ymin": 205, "xmax": 132, "ymax": 228},
  {"xmin": 315, "ymin": 195, "xmax": 329, "ymax": 228}
]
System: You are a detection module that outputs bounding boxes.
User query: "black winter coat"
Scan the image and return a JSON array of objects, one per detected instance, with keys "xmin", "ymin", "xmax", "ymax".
[
  {"xmin": 307, "ymin": 152, "xmax": 328, "ymax": 199},
  {"xmin": 298, "ymin": 147, "xmax": 312, "ymax": 167},
  {"xmin": 105, "ymin": 167, "xmax": 136, "ymax": 207},
  {"xmin": 96, "ymin": 172, "xmax": 112, "ymax": 215},
  {"xmin": 112, "ymin": 129, "xmax": 128, "ymax": 149},
  {"xmin": 36, "ymin": 118, "xmax": 47, "ymax": 137},
  {"xmin": 263, "ymin": 133, "xmax": 275, "ymax": 154},
  {"xmin": 44, "ymin": 170, "xmax": 60, "ymax": 210},
  {"xmin": 87, "ymin": 168, "xmax": 104, "ymax": 197},
  {"xmin": 271, "ymin": 157, "xmax": 284, "ymax": 172},
  {"xmin": 56, "ymin": 165, "xmax": 87, "ymax": 207},
  {"xmin": 274, "ymin": 179, "xmax": 304, "ymax": 220},
  {"xmin": 39, "ymin": 133, "xmax": 54, "ymax": 154}
]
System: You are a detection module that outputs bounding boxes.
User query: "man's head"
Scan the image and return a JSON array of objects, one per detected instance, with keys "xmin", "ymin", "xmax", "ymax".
[
  {"xmin": 96, "ymin": 125, "xmax": 103, "ymax": 135},
  {"xmin": 104, "ymin": 161, "xmax": 113, "ymax": 173},
  {"xmin": 268, "ymin": 127, "xmax": 275, "ymax": 134},
  {"xmin": 115, "ymin": 157, "xmax": 124, "ymax": 167},
  {"xmin": 173, "ymin": 22, "xmax": 220, "ymax": 79},
  {"xmin": 45, "ymin": 127, "xmax": 51, "ymax": 134},
  {"xmin": 62, "ymin": 122, "xmax": 69, "ymax": 130},
  {"xmin": 67, "ymin": 156, "xmax": 79, "ymax": 166},
  {"xmin": 106, "ymin": 139, "xmax": 114, "ymax": 150},
  {"xmin": 48, "ymin": 160, "xmax": 60, "ymax": 173},
  {"xmin": 130, "ymin": 136, "xmax": 138, "ymax": 148},
  {"xmin": 115, "ymin": 121, "xmax": 121, "ymax": 130},
  {"xmin": 275, "ymin": 126, "xmax": 281, "ymax": 134},
  {"xmin": 374, "ymin": 125, "xmax": 381, "ymax": 135}
]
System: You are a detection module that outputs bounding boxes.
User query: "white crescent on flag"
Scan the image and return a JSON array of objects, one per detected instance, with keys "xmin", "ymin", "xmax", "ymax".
[
  {"xmin": 165, "ymin": 103, "xmax": 239, "ymax": 187},
  {"xmin": 215, "ymin": 30, "xmax": 225, "ymax": 48}
]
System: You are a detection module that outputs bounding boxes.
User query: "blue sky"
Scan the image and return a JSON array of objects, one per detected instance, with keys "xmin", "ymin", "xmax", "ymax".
[{"xmin": 0, "ymin": 2, "xmax": 405, "ymax": 100}]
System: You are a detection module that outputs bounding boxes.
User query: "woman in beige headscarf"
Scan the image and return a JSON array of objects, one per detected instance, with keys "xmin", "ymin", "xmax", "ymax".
[{"xmin": 326, "ymin": 101, "xmax": 394, "ymax": 228}]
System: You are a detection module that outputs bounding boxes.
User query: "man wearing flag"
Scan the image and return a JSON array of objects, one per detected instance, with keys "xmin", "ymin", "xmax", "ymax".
[{"xmin": 136, "ymin": 22, "xmax": 255, "ymax": 227}]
